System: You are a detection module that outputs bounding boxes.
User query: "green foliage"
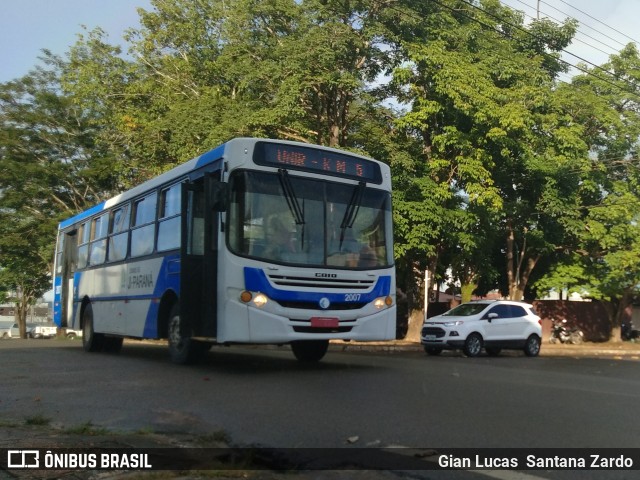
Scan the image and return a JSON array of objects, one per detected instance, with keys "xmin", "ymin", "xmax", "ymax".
[
  {"xmin": 24, "ymin": 415, "xmax": 51, "ymax": 426},
  {"xmin": 1, "ymin": 61, "xmax": 115, "ymax": 327},
  {"xmin": 1, "ymin": 0, "xmax": 640, "ymax": 330},
  {"xmin": 383, "ymin": 0, "xmax": 590, "ymax": 300}
]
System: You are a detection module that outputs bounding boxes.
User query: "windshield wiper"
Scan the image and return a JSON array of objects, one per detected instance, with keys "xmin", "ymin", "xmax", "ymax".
[
  {"xmin": 277, "ymin": 169, "xmax": 305, "ymax": 225},
  {"xmin": 339, "ymin": 181, "xmax": 365, "ymax": 250}
]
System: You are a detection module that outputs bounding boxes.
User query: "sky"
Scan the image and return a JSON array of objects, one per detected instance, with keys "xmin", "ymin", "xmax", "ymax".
[
  {"xmin": 0, "ymin": 0, "xmax": 639, "ymax": 84},
  {"xmin": 0, "ymin": 0, "xmax": 152, "ymax": 83},
  {"xmin": 499, "ymin": 0, "xmax": 640, "ymax": 79}
]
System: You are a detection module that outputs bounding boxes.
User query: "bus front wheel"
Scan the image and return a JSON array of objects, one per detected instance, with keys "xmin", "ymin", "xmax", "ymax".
[
  {"xmin": 291, "ymin": 340, "xmax": 329, "ymax": 363},
  {"xmin": 82, "ymin": 303, "xmax": 105, "ymax": 352},
  {"xmin": 167, "ymin": 304, "xmax": 205, "ymax": 365}
]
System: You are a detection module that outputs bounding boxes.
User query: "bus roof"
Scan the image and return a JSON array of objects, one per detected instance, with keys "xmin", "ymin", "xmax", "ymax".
[
  {"xmin": 58, "ymin": 143, "xmax": 226, "ymax": 230},
  {"xmin": 57, "ymin": 137, "xmax": 389, "ymax": 231}
]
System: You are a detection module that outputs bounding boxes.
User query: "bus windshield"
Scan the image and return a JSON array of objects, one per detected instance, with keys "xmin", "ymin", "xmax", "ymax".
[{"xmin": 228, "ymin": 170, "xmax": 393, "ymax": 269}]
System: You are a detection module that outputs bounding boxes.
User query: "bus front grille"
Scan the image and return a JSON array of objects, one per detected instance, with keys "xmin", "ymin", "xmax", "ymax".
[
  {"xmin": 277, "ymin": 300, "xmax": 367, "ymax": 310},
  {"xmin": 267, "ymin": 274, "xmax": 375, "ymax": 290}
]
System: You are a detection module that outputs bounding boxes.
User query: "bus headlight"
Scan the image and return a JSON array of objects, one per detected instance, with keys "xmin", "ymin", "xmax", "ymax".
[
  {"xmin": 253, "ymin": 293, "xmax": 268, "ymax": 308},
  {"xmin": 374, "ymin": 296, "xmax": 393, "ymax": 309},
  {"xmin": 240, "ymin": 291, "xmax": 268, "ymax": 308}
]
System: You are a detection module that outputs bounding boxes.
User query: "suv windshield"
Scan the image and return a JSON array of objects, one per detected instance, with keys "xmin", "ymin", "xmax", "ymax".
[
  {"xmin": 443, "ymin": 303, "xmax": 489, "ymax": 317},
  {"xmin": 227, "ymin": 170, "xmax": 393, "ymax": 269}
]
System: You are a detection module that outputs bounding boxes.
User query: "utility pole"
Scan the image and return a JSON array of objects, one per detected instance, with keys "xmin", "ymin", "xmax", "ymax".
[{"xmin": 424, "ymin": 269, "xmax": 430, "ymax": 321}]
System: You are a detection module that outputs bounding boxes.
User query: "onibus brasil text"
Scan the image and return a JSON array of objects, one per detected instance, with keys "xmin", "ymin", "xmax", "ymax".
[{"xmin": 8, "ymin": 451, "xmax": 152, "ymax": 469}]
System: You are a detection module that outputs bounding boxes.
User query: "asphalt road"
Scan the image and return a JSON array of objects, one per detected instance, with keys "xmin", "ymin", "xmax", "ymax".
[
  {"xmin": 1, "ymin": 339, "xmax": 639, "ymax": 447},
  {"xmin": 1, "ymin": 339, "xmax": 640, "ymax": 479}
]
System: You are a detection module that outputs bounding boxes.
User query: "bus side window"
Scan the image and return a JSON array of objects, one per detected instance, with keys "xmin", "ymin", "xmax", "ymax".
[
  {"xmin": 186, "ymin": 188, "xmax": 205, "ymax": 256},
  {"xmin": 89, "ymin": 214, "xmax": 109, "ymax": 265},
  {"xmin": 77, "ymin": 222, "xmax": 90, "ymax": 269},
  {"xmin": 55, "ymin": 232, "xmax": 64, "ymax": 274},
  {"xmin": 157, "ymin": 183, "xmax": 181, "ymax": 252},
  {"xmin": 108, "ymin": 204, "xmax": 130, "ymax": 262},
  {"xmin": 131, "ymin": 193, "xmax": 157, "ymax": 257}
]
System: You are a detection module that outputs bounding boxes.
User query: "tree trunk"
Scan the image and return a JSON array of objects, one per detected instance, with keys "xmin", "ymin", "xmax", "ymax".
[
  {"xmin": 506, "ymin": 223, "xmax": 517, "ymax": 299},
  {"xmin": 405, "ymin": 309, "xmax": 424, "ymax": 342},
  {"xmin": 505, "ymin": 224, "xmax": 539, "ymax": 300},
  {"xmin": 460, "ymin": 282, "xmax": 476, "ymax": 303},
  {"xmin": 14, "ymin": 285, "xmax": 32, "ymax": 339},
  {"xmin": 610, "ymin": 289, "xmax": 634, "ymax": 343}
]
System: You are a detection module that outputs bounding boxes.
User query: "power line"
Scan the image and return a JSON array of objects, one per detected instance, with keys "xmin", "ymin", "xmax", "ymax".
[
  {"xmin": 508, "ymin": 0, "xmax": 623, "ymax": 58},
  {"xmin": 540, "ymin": 0, "xmax": 631, "ymax": 49},
  {"xmin": 445, "ymin": 0, "xmax": 640, "ymax": 100},
  {"xmin": 381, "ymin": 1, "xmax": 640, "ymax": 174},
  {"xmin": 554, "ymin": 0, "xmax": 640, "ymax": 46}
]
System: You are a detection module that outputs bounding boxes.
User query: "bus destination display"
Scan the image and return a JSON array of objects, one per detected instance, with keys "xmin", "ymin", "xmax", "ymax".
[{"xmin": 254, "ymin": 142, "xmax": 382, "ymax": 184}]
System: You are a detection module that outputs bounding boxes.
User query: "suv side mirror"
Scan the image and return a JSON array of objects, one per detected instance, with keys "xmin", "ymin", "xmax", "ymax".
[{"xmin": 486, "ymin": 313, "xmax": 498, "ymax": 322}]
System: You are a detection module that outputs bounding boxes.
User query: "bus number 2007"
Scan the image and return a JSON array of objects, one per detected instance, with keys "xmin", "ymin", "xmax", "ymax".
[{"xmin": 344, "ymin": 294, "xmax": 361, "ymax": 302}]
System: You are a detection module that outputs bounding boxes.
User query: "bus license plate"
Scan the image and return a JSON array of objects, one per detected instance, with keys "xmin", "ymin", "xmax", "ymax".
[{"xmin": 310, "ymin": 317, "xmax": 339, "ymax": 328}]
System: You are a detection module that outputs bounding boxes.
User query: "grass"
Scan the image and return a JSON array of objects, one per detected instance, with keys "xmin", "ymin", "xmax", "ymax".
[
  {"xmin": 192, "ymin": 430, "xmax": 232, "ymax": 446},
  {"xmin": 63, "ymin": 420, "xmax": 110, "ymax": 436},
  {"xmin": 24, "ymin": 414, "xmax": 51, "ymax": 426}
]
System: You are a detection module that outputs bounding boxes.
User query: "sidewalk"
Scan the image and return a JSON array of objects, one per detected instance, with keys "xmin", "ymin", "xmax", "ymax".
[{"xmin": 329, "ymin": 339, "xmax": 640, "ymax": 359}]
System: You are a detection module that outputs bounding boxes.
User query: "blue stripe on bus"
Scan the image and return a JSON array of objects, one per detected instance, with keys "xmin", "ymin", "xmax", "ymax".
[
  {"xmin": 59, "ymin": 202, "xmax": 107, "ymax": 230},
  {"xmin": 53, "ymin": 276, "xmax": 62, "ymax": 327},
  {"xmin": 196, "ymin": 144, "xmax": 226, "ymax": 168},
  {"xmin": 143, "ymin": 254, "xmax": 181, "ymax": 337},
  {"xmin": 85, "ymin": 293, "xmax": 159, "ymax": 303},
  {"xmin": 67, "ymin": 254, "xmax": 180, "ymax": 337},
  {"xmin": 243, "ymin": 267, "xmax": 391, "ymax": 305}
]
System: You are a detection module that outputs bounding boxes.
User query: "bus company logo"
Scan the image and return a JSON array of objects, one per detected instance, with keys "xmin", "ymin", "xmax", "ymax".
[
  {"xmin": 8, "ymin": 450, "xmax": 39, "ymax": 468},
  {"xmin": 126, "ymin": 266, "xmax": 154, "ymax": 290},
  {"xmin": 319, "ymin": 297, "xmax": 331, "ymax": 309},
  {"xmin": 315, "ymin": 273, "xmax": 337, "ymax": 278}
]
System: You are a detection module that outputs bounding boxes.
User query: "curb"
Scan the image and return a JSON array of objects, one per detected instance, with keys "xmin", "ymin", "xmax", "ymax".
[{"xmin": 328, "ymin": 340, "xmax": 640, "ymax": 358}]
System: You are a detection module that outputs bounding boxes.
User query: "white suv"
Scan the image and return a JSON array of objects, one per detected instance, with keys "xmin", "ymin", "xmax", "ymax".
[{"xmin": 421, "ymin": 300, "xmax": 542, "ymax": 357}]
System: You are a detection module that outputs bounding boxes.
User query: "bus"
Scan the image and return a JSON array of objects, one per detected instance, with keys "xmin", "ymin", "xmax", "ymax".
[{"xmin": 52, "ymin": 138, "xmax": 396, "ymax": 364}]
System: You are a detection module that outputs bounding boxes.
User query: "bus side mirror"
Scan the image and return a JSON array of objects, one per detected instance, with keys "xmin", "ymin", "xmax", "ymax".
[{"xmin": 210, "ymin": 181, "xmax": 229, "ymax": 212}]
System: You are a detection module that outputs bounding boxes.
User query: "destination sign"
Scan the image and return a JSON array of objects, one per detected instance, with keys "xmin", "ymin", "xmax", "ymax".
[{"xmin": 253, "ymin": 142, "xmax": 382, "ymax": 184}]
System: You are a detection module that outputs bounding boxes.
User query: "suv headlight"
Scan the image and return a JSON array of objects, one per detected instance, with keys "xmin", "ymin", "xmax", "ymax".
[{"xmin": 443, "ymin": 320, "xmax": 464, "ymax": 327}]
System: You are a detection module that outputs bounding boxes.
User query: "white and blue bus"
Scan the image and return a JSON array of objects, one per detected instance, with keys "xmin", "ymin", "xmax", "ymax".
[{"xmin": 53, "ymin": 138, "xmax": 396, "ymax": 363}]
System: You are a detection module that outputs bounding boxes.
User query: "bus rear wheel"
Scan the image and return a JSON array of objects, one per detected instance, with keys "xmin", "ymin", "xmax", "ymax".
[
  {"xmin": 167, "ymin": 304, "xmax": 206, "ymax": 365},
  {"xmin": 82, "ymin": 303, "xmax": 105, "ymax": 352},
  {"xmin": 291, "ymin": 340, "xmax": 329, "ymax": 362}
]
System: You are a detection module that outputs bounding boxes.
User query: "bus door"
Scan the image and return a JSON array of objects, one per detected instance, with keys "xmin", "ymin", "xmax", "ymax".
[
  {"xmin": 60, "ymin": 230, "xmax": 78, "ymax": 328},
  {"xmin": 180, "ymin": 174, "xmax": 225, "ymax": 338}
]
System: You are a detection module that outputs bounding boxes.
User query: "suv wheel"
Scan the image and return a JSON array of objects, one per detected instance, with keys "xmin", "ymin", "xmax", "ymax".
[
  {"xmin": 524, "ymin": 335, "xmax": 541, "ymax": 357},
  {"xmin": 463, "ymin": 333, "xmax": 483, "ymax": 357}
]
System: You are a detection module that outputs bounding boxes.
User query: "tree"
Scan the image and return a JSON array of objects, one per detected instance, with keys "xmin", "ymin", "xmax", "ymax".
[
  {"xmin": 0, "ymin": 218, "xmax": 51, "ymax": 337},
  {"xmin": 384, "ymin": 0, "xmax": 587, "ymax": 301},
  {"xmin": 61, "ymin": 0, "xmax": 390, "ymax": 188},
  {"xmin": 0, "ymin": 61, "xmax": 113, "ymax": 335},
  {"xmin": 534, "ymin": 44, "xmax": 640, "ymax": 340}
]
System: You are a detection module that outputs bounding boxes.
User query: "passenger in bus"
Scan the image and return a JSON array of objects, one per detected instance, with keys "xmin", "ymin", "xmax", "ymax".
[
  {"xmin": 265, "ymin": 217, "xmax": 297, "ymax": 261},
  {"xmin": 358, "ymin": 245, "xmax": 378, "ymax": 268}
]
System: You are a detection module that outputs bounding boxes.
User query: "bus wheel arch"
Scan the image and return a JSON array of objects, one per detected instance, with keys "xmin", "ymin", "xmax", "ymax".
[
  {"xmin": 81, "ymin": 298, "xmax": 105, "ymax": 352},
  {"xmin": 164, "ymin": 296, "xmax": 206, "ymax": 365},
  {"xmin": 158, "ymin": 290, "xmax": 178, "ymax": 339}
]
